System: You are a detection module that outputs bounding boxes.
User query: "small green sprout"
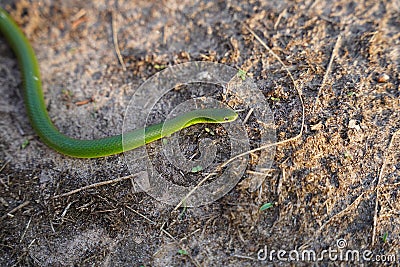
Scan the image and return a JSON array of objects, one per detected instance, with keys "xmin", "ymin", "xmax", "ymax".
[
  {"xmin": 347, "ymin": 91, "xmax": 355, "ymax": 96},
  {"xmin": 21, "ymin": 139, "xmax": 30, "ymax": 149},
  {"xmin": 178, "ymin": 249, "xmax": 188, "ymax": 255},
  {"xmin": 191, "ymin": 165, "xmax": 203, "ymax": 173},
  {"xmin": 178, "ymin": 205, "xmax": 187, "ymax": 220},
  {"xmin": 270, "ymin": 97, "xmax": 280, "ymax": 101},
  {"xmin": 260, "ymin": 202, "xmax": 273, "ymax": 211},
  {"xmin": 205, "ymin": 127, "xmax": 215, "ymax": 135},
  {"xmin": 154, "ymin": 64, "xmax": 166, "ymax": 70},
  {"xmin": 68, "ymin": 47, "xmax": 77, "ymax": 54},
  {"xmin": 237, "ymin": 69, "xmax": 247, "ymax": 80},
  {"xmin": 382, "ymin": 232, "xmax": 388, "ymax": 243},
  {"xmin": 61, "ymin": 89, "xmax": 73, "ymax": 97}
]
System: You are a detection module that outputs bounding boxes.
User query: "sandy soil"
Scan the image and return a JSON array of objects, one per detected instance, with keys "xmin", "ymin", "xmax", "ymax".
[{"xmin": 0, "ymin": 0, "xmax": 399, "ymax": 266}]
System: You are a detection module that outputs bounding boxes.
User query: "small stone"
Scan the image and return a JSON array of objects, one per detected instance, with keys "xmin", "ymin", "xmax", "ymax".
[
  {"xmin": 377, "ymin": 73, "xmax": 389, "ymax": 83},
  {"xmin": 348, "ymin": 119, "xmax": 361, "ymax": 131},
  {"xmin": 39, "ymin": 170, "xmax": 52, "ymax": 184}
]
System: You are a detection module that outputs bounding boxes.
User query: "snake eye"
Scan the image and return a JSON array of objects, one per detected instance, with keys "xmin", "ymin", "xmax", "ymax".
[{"xmin": 224, "ymin": 117, "xmax": 229, "ymax": 121}]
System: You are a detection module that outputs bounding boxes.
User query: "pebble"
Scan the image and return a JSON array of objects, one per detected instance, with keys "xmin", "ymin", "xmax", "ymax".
[{"xmin": 377, "ymin": 73, "xmax": 389, "ymax": 83}]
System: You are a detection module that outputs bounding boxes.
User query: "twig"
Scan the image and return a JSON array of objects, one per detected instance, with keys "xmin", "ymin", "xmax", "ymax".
[
  {"xmin": 0, "ymin": 159, "xmax": 10, "ymax": 173},
  {"xmin": 160, "ymin": 221, "xmax": 176, "ymax": 240},
  {"xmin": 173, "ymin": 173, "xmax": 212, "ymax": 210},
  {"xmin": 308, "ymin": 0, "xmax": 321, "ymax": 11},
  {"xmin": 1, "ymin": 201, "xmax": 30, "ymax": 220},
  {"xmin": 53, "ymin": 173, "xmax": 139, "ymax": 199},
  {"xmin": 125, "ymin": 205, "xmax": 155, "ymax": 224},
  {"xmin": 274, "ymin": 8, "xmax": 287, "ymax": 30},
  {"xmin": 242, "ymin": 107, "xmax": 254, "ymax": 125},
  {"xmin": 20, "ymin": 217, "xmax": 32, "ymax": 243},
  {"xmin": 381, "ymin": 181, "xmax": 400, "ymax": 188},
  {"xmin": 314, "ymin": 34, "xmax": 342, "ymax": 111},
  {"xmin": 60, "ymin": 201, "xmax": 74, "ymax": 220},
  {"xmin": 371, "ymin": 130, "xmax": 400, "ymax": 246},
  {"xmin": 111, "ymin": 11, "xmax": 126, "ymax": 71}
]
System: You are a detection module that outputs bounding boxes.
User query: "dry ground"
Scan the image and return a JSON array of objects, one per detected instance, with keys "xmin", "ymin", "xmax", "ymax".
[{"xmin": 0, "ymin": 0, "xmax": 399, "ymax": 266}]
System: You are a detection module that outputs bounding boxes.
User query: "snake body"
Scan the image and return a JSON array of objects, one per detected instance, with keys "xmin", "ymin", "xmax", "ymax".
[{"xmin": 0, "ymin": 7, "xmax": 237, "ymax": 158}]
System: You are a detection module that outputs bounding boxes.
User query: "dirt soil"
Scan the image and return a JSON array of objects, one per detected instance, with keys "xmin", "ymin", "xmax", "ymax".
[{"xmin": 1, "ymin": 0, "xmax": 399, "ymax": 266}]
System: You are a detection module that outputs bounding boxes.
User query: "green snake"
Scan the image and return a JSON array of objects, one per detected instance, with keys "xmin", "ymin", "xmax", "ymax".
[{"xmin": 0, "ymin": 7, "xmax": 237, "ymax": 158}]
